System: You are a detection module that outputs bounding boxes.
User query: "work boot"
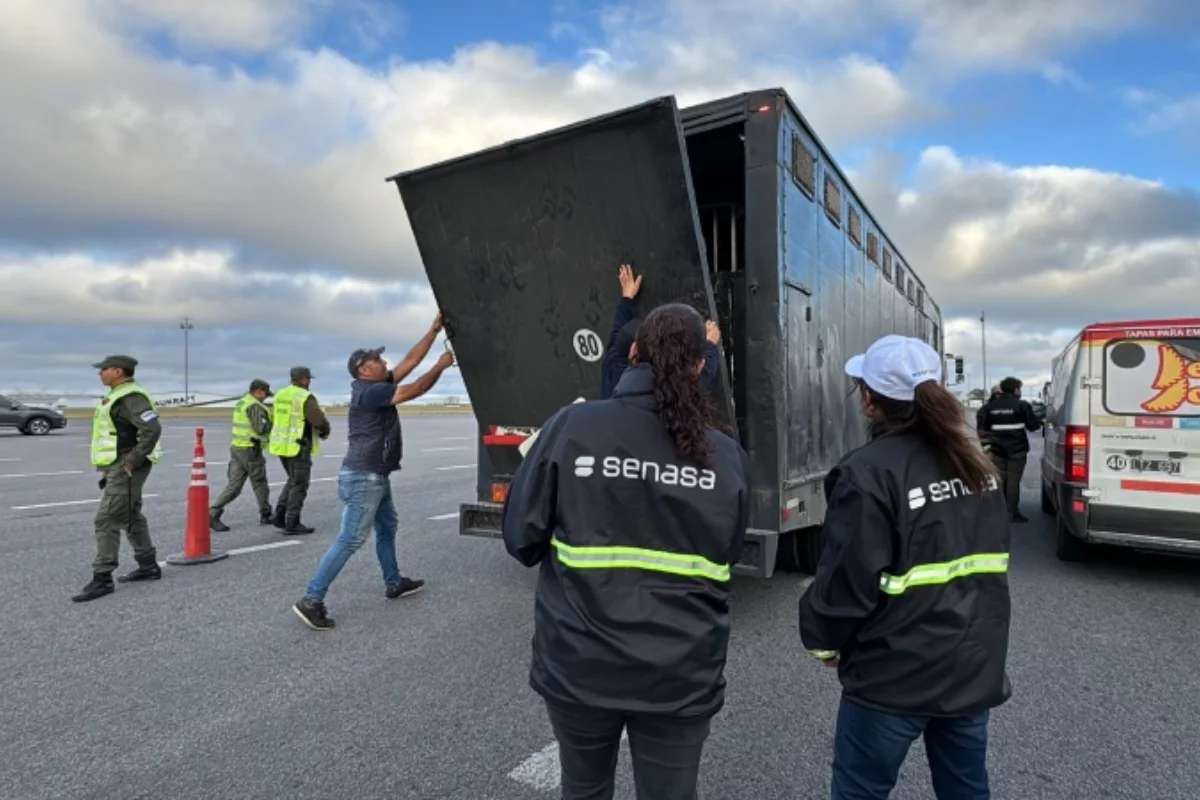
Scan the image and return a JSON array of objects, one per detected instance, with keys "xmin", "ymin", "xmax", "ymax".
[
  {"xmin": 71, "ymin": 573, "xmax": 114, "ymax": 603},
  {"xmin": 117, "ymin": 562, "xmax": 162, "ymax": 583},
  {"xmin": 283, "ymin": 520, "xmax": 315, "ymax": 535},
  {"xmin": 259, "ymin": 511, "xmax": 274, "ymax": 526},
  {"xmin": 271, "ymin": 509, "xmax": 286, "ymax": 529},
  {"xmin": 385, "ymin": 577, "xmax": 426, "ymax": 599},
  {"xmin": 292, "ymin": 599, "xmax": 335, "ymax": 631},
  {"xmin": 209, "ymin": 512, "xmax": 230, "ymax": 533}
]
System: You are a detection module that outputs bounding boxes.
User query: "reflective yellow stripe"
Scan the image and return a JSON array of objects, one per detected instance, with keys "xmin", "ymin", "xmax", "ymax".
[
  {"xmin": 550, "ymin": 538, "xmax": 731, "ymax": 582},
  {"xmin": 879, "ymin": 553, "xmax": 1009, "ymax": 596},
  {"xmin": 808, "ymin": 649, "xmax": 838, "ymax": 661}
]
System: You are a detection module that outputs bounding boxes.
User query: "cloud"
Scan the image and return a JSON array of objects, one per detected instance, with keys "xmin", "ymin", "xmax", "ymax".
[{"xmin": 1, "ymin": 0, "xmax": 1195, "ymax": 398}]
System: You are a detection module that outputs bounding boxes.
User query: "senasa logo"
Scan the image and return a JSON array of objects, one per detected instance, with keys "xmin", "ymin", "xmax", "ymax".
[
  {"xmin": 573, "ymin": 455, "xmax": 717, "ymax": 490},
  {"xmin": 1141, "ymin": 345, "xmax": 1200, "ymax": 413},
  {"xmin": 907, "ymin": 474, "xmax": 1000, "ymax": 510}
]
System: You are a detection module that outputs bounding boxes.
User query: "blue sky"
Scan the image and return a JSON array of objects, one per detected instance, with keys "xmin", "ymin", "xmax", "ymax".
[{"xmin": 0, "ymin": 0, "xmax": 1198, "ymax": 399}]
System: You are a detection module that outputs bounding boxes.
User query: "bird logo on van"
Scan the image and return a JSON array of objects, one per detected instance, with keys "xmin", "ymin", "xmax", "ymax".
[{"xmin": 1142, "ymin": 344, "xmax": 1200, "ymax": 413}]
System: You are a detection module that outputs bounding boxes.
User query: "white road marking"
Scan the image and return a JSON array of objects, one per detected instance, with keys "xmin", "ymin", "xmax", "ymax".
[
  {"xmin": 508, "ymin": 732, "xmax": 628, "ymax": 790},
  {"xmin": 156, "ymin": 539, "xmax": 301, "ymax": 567},
  {"xmin": 436, "ymin": 464, "xmax": 476, "ymax": 471},
  {"xmin": 268, "ymin": 476, "xmax": 336, "ymax": 487},
  {"xmin": 427, "ymin": 512, "xmax": 459, "ymax": 520},
  {"xmin": 227, "ymin": 541, "xmax": 302, "ymax": 556},
  {"xmin": 175, "ymin": 461, "xmax": 227, "ymax": 467},
  {"xmin": 0, "ymin": 457, "xmax": 21, "ymax": 462},
  {"xmin": 13, "ymin": 494, "xmax": 161, "ymax": 511},
  {"xmin": 441, "ymin": 436, "xmax": 472, "ymax": 441},
  {"xmin": 0, "ymin": 470, "xmax": 84, "ymax": 479},
  {"xmin": 422, "ymin": 446, "xmax": 469, "ymax": 452}
]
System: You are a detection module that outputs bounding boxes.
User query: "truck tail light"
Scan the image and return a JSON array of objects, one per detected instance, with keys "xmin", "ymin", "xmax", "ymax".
[
  {"xmin": 491, "ymin": 482, "xmax": 509, "ymax": 504},
  {"xmin": 1065, "ymin": 425, "xmax": 1089, "ymax": 483}
]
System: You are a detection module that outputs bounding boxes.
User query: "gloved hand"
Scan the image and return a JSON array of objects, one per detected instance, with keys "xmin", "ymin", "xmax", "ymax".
[{"xmin": 98, "ymin": 477, "xmax": 107, "ymax": 491}]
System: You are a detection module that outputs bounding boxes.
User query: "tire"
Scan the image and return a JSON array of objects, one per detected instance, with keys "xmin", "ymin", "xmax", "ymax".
[
  {"xmin": 775, "ymin": 527, "xmax": 825, "ymax": 575},
  {"xmin": 22, "ymin": 417, "xmax": 52, "ymax": 436},
  {"xmin": 1055, "ymin": 509, "xmax": 1090, "ymax": 562},
  {"xmin": 1041, "ymin": 482, "xmax": 1055, "ymax": 515}
]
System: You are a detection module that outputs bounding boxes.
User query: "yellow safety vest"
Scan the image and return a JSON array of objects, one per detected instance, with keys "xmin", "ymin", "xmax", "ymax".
[
  {"xmin": 269, "ymin": 384, "xmax": 321, "ymax": 457},
  {"xmin": 90, "ymin": 381, "xmax": 165, "ymax": 467},
  {"xmin": 231, "ymin": 394, "xmax": 269, "ymax": 449}
]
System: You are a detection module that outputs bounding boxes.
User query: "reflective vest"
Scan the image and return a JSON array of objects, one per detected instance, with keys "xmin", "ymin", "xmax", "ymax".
[
  {"xmin": 269, "ymin": 384, "xmax": 321, "ymax": 457},
  {"xmin": 231, "ymin": 394, "xmax": 269, "ymax": 449},
  {"xmin": 90, "ymin": 381, "xmax": 164, "ymax": 467}
]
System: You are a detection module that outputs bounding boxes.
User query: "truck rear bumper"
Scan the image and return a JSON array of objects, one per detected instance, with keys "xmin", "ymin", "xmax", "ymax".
[{"xmin": 457, "ymin": 502, "xmax": 780, "ymax": 578}]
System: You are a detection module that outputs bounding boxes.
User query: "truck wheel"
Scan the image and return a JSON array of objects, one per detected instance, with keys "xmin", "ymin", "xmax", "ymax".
[
  {"xmin": 776, "ymin": 527, "xmax": 825, "ymax": 575},
  {"xmin": 1041, "ymin": 482, "xmax": 1055, "ymax": 515},
  {"xmin": 1054, "ymin": 510, "xmax": 1089, "ymax": 562}
]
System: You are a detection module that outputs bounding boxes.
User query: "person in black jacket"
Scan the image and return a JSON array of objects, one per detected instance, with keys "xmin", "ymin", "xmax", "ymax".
[
  {"xmin": 798, "ymin": 334, "xmax": 1012, "ymax": 800},
  {"xmin": 978, "ymin": 376, "xmax": 1041, "ymax": 523},
  {"xmin": 600, "ymin": 263, "xmax": 721, "ymax": 399},
  {"xmin": 503, "ymin": 302, "xmax": 752, "ymax": 800}
]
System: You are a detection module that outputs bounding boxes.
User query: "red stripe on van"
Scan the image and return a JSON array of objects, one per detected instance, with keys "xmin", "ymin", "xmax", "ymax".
[{"xmin": 1119, "ymin": 480, "xmax": 1200, "ymax": 496}]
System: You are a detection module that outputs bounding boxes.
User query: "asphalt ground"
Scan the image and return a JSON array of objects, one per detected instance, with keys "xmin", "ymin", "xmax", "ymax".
[{"xmin": 2, "ymin": 418, "xmax": 1198, "ymax": 799}]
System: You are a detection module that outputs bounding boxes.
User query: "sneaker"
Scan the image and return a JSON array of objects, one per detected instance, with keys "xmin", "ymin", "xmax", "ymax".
[
  {"xmin": 292, "ymin": 599, "xmax": 335, "ymax": 631},
  {"xmin": 386, "ymin": 577, "xmax": 425, "ymax": 599}
]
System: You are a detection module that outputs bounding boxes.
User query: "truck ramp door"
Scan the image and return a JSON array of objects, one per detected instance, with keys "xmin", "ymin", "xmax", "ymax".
[{"xmin": 387, "ymin": 97, "xmax": 736, "ymax": 437}]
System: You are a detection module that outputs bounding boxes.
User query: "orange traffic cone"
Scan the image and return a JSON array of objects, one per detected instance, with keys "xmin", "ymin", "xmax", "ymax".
[{"xmin": 166, "ymin": 427, "xmax": 229, "ymax": 566}]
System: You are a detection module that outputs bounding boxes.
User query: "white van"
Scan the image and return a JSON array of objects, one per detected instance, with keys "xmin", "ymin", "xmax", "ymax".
[{"xmin": 1040, "ymin": 318, "xmax": 1200, "ymax": 560}]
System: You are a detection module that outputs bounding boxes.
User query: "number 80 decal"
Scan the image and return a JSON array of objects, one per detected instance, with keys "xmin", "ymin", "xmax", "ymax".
[{"xmin": 573, "ymin": 328, "xmax": 603, "ymax": 362}]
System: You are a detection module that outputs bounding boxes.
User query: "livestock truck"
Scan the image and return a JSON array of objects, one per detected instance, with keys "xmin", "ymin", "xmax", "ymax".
[{"xmin": 387, "ymin": 87, "xmax": 952, "ymax": 577}]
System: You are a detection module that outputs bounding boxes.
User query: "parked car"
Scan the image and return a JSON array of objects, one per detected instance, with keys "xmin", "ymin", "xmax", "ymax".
[{"xmin": 0, "ymin": 394, "xmax": 68, "ymax": 435}]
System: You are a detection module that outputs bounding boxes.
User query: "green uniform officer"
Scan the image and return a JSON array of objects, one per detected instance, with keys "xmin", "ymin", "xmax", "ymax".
[
  {"xmin": 209, "ymin": 379, "xmax": 275, "ymax": 532},
  {"xmin": 268, "ymin": 367, "xmax": 330, "ymax": 534},
  {"xmin": 72, "ymin": 355, "xmax": 165, "ymax": 604}
]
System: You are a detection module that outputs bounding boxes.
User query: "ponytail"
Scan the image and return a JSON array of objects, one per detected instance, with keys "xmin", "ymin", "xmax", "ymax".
[{"xmin": 863, "ymin": 380, "xmax": 997, "ymax": 494}]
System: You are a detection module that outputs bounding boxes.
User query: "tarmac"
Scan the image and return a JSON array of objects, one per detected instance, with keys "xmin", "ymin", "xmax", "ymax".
[{"xmin": 2, "ymin": 416, "xmax": 1199, "ymax": 799}]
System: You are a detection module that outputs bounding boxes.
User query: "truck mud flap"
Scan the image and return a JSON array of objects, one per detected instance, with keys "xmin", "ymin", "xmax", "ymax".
[{"xmin": 459, "ymin": 501, "xmax": 504, "ymax": 539}]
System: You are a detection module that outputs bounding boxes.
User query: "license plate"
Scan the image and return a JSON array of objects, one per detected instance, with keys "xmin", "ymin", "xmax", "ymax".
[{"xmin": 1131, "ymin": 458, "xmax": 1181, "ymax": 475}]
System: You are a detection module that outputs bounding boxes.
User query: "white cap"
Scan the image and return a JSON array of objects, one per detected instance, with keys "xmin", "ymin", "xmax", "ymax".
[{"xmin": 845, "ymin": 335, "xmax": 943, "ymax": 402}]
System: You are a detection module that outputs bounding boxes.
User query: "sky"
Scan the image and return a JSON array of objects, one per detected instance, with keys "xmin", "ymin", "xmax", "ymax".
[{"xmin": 1, "ymin": 0, "xmax": 1198, "ymax": 402}]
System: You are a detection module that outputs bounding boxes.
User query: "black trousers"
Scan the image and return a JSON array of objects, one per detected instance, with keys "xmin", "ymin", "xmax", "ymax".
[
  {"xmin": 989, "ymin": 451, "xmax": 1027, "ymax": 515},
  {"xmin": 544, "ymin": 700, "xmax": 712, "ymax": 800}
]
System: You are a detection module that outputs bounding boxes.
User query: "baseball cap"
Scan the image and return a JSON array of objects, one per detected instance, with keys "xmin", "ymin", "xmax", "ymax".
[
  {"xmin": 348, "ymin": 347, "xmax": 385, "ymax": 377},
  {"xmin": 290, "ymin": 366, "xmax": 313, "ymax": 381},
  {"xmin": 249, "ymin": 379, "xmax": 272, "ymax": 395},
  {"xmin": 844, "ymin": 335, "xmax": 942, "ymax": 402}
]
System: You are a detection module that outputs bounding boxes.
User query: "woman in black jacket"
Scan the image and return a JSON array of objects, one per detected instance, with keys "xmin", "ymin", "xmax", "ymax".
[
  {"xmin": 502, "ymin": 302, "xmax": 751, "ymax": 800},
  {"xmin": 799, "ymin": 334, "xmax": 1011, "ymax": 799}
]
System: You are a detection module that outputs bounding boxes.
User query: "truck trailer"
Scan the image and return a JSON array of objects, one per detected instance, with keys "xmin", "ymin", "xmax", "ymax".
[{"xmin": 387, "ymin": 87, "xmax": 947, "ymax": 577}]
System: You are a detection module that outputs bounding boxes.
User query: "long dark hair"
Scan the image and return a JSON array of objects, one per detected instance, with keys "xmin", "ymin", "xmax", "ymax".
[
  {"xmin": 858, "ymin": 379, "xmax": 997, "ymax": 493},
  {"xmin": 633, "ymin": 303, "xmax": 714, "ymax": 468}
]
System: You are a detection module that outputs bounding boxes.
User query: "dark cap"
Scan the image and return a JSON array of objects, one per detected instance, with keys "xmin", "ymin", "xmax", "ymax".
[
  {"xmin": 92, "ymin": 355, "xmax": 138, "ymax": 372},
  {"xmin": 290, "ymin": 366, "xmax": 313, "ymax": 382},
  {"xmin": 348, "ymin": 346, "xmax": 385, "ymax": 377},
  {"xmin": 249, "ymin": 379, "xmax": 272, "ymax": 395}
]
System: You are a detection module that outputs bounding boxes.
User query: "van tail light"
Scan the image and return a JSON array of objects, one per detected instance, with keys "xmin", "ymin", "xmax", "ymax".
[
  {"xmin": 491, "ymin": 482, "xmax": 510, "ymax": 504},
  {"xmin": 1065, "ymin": 425, "xmax": 1089, "ymax": 484}
]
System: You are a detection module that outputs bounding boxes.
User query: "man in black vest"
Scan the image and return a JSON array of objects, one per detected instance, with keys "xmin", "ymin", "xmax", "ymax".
[
  {"xmin": 978, "ymin": 376, "xmax": 1041, "ymax": 523},
  {"xmin": 292, "ymin": 314, "xmax": 455, "ymax": 631}
]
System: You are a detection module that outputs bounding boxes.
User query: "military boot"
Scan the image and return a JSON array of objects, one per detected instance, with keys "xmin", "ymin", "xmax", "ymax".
[
  {"xmin": 283, "ymin": 519, "xmax": 315, "ymax": 535},
  {"xmin": 259, "ymin": 510, "xmax": 274, "ymax": 526},
  {"xmin": 71, "ymin": 573, "xmax": 114, "ymax": 603},
  {"xmin": 271, "ymin": 507, "xmax": 286, "ymax": 529},
  {"xmin": 117, "ymin": 562, "xmax": 162, "ymax": 583},
  {"xmin": 209, "ymin": 512, "xmax": 231, "ymax": 532}
]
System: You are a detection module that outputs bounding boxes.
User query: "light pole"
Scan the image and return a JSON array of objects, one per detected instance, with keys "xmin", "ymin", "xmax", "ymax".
[
  {"xmin": 180, "ymin": 317, "xmax": 194, "ymax": 406},
  {"xmin": 980, "ymin": 311, "xmax": 988, "ymax": 395}
]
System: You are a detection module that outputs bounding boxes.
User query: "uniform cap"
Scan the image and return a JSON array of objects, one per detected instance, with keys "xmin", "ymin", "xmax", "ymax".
[
  {"xmin": 249, "ymin": 379, "xmax": 272, "ymax": 395},
  {"xmin": 92, "ymin": 355, "xmax": 138, "ymax": 371},
  {"xmin": 290, "ymin": 366, "xmax": 313, "ymax": 381},
  {"xmin": 348, "ymin": 347, "xmax": 385, "ymax": 377},
  {"xmin": 844, "ymin": 335, "xmax": 942, "ymax": 402}
]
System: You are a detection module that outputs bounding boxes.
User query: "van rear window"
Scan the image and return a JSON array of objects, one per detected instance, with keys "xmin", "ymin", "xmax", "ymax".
[{"xmin": 1103, "ymin": 337, "xmax": 1200, "ymax": 416}]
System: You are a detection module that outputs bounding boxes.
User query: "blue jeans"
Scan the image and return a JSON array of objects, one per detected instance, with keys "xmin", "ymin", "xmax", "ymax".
[
  {"xmin": 831, "ymin": 697, "xmax": 991, "ymax": 800},
  {"xmin": 303, "ymin": 469, "xmax": 401, "ymax": 602}
]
